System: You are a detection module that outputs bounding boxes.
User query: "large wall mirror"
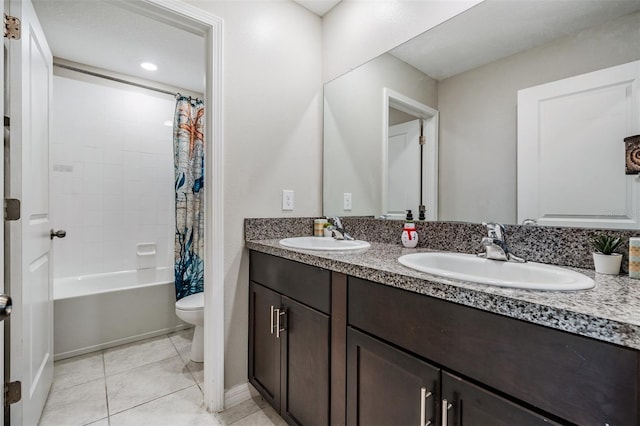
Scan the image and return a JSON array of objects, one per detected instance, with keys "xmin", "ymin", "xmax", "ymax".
[{"xmin": 323, "ymin": 0, "xmax": 640, "ymax": 228}]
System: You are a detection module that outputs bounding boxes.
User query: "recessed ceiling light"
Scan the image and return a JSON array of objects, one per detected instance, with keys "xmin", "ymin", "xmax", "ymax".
[{"xmin": 140, "ymin": 62, "xmax": 158, "ymax": 71}]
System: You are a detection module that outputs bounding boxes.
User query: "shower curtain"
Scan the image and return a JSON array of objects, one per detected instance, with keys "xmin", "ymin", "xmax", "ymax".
[{"xmin": 173, "ymin": 95, "xmax": 205, "ymax": 300}]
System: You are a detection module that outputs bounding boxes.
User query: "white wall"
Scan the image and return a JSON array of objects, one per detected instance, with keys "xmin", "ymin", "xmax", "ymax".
[
  {"xmin": 183, "ymin": 0, "xmax": 323, "ymax": 390},
  {"xmin": 324, "ymin": 53, "xmax": 437, "ymax": 216},
  {"xmin": 51, "ymin": 70, "xmax": 175, "ymax": 279},
  {"xmin": 179, "ymin": 0, "xmax": 502, "ymax": 393},
  {"xmin": 437, "ymin": 11, "xmax": 640, "ymax": 224},
  {"xmin": 322, "ymin": 0, "xmax": 483, "ymax": 83}
]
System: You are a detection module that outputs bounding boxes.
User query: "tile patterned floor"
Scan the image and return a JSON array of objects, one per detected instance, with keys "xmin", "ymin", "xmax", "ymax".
[{"xmin": 39, "ymin": 329, "xmax": 286, "ymax": 426}]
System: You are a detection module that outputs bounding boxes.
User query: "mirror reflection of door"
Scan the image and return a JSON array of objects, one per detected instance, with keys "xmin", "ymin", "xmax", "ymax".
[
  {"xmin": 383, "ymin": 89, "xmax": 439, "ymax": 221},
  {"xmin": 518, "ymin": 60, "xmax": 640, "ymax": 229},
  {"xmin": 387, "ymin": 118, "xmax": 421, "ymax": 219}
]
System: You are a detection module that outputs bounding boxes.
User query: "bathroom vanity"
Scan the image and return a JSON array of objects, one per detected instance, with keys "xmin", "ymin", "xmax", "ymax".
[
  {"xmin": 249, "ymin": 252, "xmax": 332, "ymax": 425},
  {"xmin": 246, "ymin": 218, "xmax": 640, "ymax": 425}
]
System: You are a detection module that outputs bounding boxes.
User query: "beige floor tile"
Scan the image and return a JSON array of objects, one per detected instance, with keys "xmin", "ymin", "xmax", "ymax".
[
  {"xmin": 45, "ymin": 333, "xmax": 284, "ymax": 426},
  {"xmin": 52, "ymin": 352, "xmax": 105, "ymax": 392},
  {"xmin": 225, "ymin": 408, "xmax": 285, "ymax": 426},
  {"xmin": 186, "ymin": 360, "xmax": 204, "ymax": 385},
  {"xmin": 169, "ymin": 328, "xmax": 194, "ymax": 362},
  {"xmin": 39, "ymin": 378, "xmax": 108, "ymax": 426},
  {"xmin": 216, "ymin": 397, "xmax": 262, "ymax": 425},
  {"xmin": 260, "ymin": 404, "xmax": 288, "ymax": 426},
  {"xmin": 85, "ymin": 418, "xmax": 109, "ymax": 426},
  {"xmin": 106, "ymin": 355, "xmax": 196, "ymax": 414},
  {"xmin": 109, "ymin": 385, "xmax": 220, "ymax": 426},
  {"xmin": 104, "ymin": 335, "xmax": 178, "ymax": 376}
]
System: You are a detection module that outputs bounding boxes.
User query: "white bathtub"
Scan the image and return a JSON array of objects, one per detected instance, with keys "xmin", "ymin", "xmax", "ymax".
[{"xmin": 54, "ymin": 267, "xmax": 188, "ymax": 360}]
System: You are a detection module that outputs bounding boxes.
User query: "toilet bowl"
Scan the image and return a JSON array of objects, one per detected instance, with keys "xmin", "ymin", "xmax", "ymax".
[{"xmin": 175, "ymin": 292, "xmax": 204, "ymax": 363}]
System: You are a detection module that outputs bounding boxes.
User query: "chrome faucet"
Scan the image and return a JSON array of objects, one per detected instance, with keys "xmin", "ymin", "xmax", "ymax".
[
  {"xmin": 328, "ymin": 217, "xmax": 354, "ymax": 240},
  {"xmin": 478, "ymin": 222, "xmax": 525, "ymax": 263}
]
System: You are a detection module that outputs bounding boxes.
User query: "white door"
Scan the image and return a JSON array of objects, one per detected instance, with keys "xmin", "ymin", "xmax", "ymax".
[
  {"xmin": 0, "ymin": 0, "xmax": 6, "ymax": 412},
  {"xmin": 6, "ymin": 0, "xmax": 54, "ymax": 424},
  {"xmin": 387, "ymin": 120, "xmax": 421, "ymax": 218},
  {"xmin": 518, "ymin": 61, "xmax": 640, "ymax": 228}
]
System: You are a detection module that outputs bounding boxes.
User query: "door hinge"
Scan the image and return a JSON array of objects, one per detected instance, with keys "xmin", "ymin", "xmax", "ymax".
[
  {"xmin": 4, "ymin": 198, "xmax": 20, "ymax": 221},
  {"xmin": 419, "ymin": 135, "xmax": 426, "ymax": 145},
  {"xmin": 4, "ymin": 381, "xmax": 21, "ymax": 406},
  {"xmin": 4, "ymin": 13, "xmax": 20, "ymax": 40}
]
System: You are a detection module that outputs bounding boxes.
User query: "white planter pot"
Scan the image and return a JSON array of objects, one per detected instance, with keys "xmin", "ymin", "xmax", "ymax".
[{"xmin": 592, "ymin": 252, "xmax": 622, "ymax": 275}]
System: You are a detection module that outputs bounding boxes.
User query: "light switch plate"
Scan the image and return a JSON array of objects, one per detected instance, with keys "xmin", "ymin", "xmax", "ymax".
[
  {"xmin": 282, "ymin": 190, "xmax": 294, "ymax": 211},
  {"xmin": 344, "ymin": 192, "xmax": 352, "ymax": 211}
]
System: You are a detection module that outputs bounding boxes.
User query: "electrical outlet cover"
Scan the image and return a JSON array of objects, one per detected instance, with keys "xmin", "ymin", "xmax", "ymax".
[{"xmin": 282, "ymin": 190, "xmax": 294, "ymax": 211}]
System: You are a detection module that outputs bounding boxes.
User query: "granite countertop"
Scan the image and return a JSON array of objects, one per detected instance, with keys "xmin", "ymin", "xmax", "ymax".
[{"xmin": 246, "ymin": 238, "xmax": 640, "ymax": 351}]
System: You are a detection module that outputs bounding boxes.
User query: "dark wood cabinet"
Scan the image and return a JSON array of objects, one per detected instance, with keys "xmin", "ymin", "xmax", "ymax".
[
  {"xmin": 281, "ymin": 296, "xmax": 330, "ymax": 425},
  {"xmin": 249, "ymin": 282, "xmax": 282, "ymax": 409},
  {"xmin": 348, "ymin": 276, "xmax": 639, "ymax": 425},
  {"xmin": 347, "ymin": 327, "xmax": 439, "ymax": 426},
  {"xmin": 250, "ymin": 250, "xmax": 640, "ymax": 426},
  {"xmin": 249, "ymin": 252, "xmax": 331, "ymax": 425},
  {"xmin": 441, "ymin": 372, "xmax": 555, "ymax": 426},
  {"xmin": 347, "ymin": 327, "xmax": 557, "ymax": 426}
]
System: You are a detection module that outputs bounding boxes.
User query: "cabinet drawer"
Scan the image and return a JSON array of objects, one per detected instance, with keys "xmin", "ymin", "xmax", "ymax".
[
  {"xmin": 348, "ymin": 277, "xmax": 639, "ymax": 425},
  {"xmin": 250, "ymin": 251, "xmax": 331, "ymax": 314}
]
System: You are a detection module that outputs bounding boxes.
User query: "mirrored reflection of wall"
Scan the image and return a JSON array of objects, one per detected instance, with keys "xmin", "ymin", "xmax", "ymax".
[
  {"xmin": 389, "ymin": 107, "xmax": 417, "ymax": 126},
  {"xmin": 323, "ymin": 53, "xmax": 437, "ymax": 216},
  {"xmin": 323, "ymin": 8, "xmax": 640, "ymax": 226},
  {"xmin": 438, "ymin": 11, "xmax": 640, "ymax": 224}
]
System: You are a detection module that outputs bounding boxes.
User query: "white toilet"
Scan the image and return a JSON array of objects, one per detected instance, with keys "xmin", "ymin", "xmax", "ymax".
[{"xmin": 175, "ymin": 292, "xmax": 204, "ymax": 363}]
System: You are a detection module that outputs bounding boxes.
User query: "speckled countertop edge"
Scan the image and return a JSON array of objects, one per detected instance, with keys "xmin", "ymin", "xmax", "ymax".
[{"xmin": 246, "ymin": 239, "xmax": 640, "ymax": 351}]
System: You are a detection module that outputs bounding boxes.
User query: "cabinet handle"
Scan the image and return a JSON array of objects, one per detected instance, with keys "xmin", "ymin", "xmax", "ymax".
[
  {"xmin": 441, "ymin": 399, "xmax": 452, "ymax": 426},
  {"xmin": 420, "ymin": 387, "xmax": 433, "ymax": 426},
  {"xmin": 275, "ymin": 308, "xmax": 286, "ymax": 338},
  {"xmin": 270, "ymin": 305, "xmax": 275, "ymax": 334}
]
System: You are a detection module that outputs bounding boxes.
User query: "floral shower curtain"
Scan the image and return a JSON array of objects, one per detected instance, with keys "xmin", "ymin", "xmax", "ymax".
[{"xmin": 174, "ymin": 96, "xmax": 205, "ymax": 300}]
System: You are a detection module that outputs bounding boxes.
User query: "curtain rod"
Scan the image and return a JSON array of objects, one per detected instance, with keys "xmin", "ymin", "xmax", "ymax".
[{"xmin": 53, "ymin": 62, "xmax": 199, "ymax": 99}]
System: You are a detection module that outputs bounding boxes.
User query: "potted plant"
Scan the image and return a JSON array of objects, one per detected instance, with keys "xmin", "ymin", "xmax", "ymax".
[{"xmin": 590, "ymin": 234, "xmax": 623, "ymax": 274}]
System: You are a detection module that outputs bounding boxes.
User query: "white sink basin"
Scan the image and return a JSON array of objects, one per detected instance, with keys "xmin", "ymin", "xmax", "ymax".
[
  {"xmin": 279, "ymin": 236, "xmax": 370, "ymax": 251},
  {"xmin": 398, "ymin": 252, "xmax": 594, "ymax": 291}
]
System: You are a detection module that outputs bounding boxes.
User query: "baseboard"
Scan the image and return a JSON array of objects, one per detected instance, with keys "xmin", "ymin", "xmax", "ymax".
[
  {"xmin": 53, "ymin": 323, "xmax": 192, "ymax": 361},
  {"xmin": 224, "ymin": 382, "xmax": 258, "ymax": 409}
]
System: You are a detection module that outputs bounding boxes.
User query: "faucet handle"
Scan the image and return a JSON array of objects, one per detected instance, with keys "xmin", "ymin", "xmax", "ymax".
[
  {"xmin": 329, "ymin": 216, "xmax": 343, "ymax": 229},
  {"xmin": 482, "ymin": 222, "xmax": 505, "ymax": 239}
]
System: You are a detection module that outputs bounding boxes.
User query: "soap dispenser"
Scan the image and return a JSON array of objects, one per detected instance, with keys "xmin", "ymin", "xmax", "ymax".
[{"xmin": 401, "ymin": 210, "xmax": 419, "ymax": 248}]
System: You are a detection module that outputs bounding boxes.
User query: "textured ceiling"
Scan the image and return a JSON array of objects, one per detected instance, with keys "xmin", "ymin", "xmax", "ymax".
[{"xmin": 32, "ymin": 0, "xmax": 205, "ymax": 93}]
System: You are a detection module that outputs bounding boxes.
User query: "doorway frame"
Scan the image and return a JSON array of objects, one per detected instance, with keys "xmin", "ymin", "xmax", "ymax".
[
  {"xmin": 141, "ymin": 0, "xmax": 224, "ymax": 412},
  {"xmin": 382, "ymin": 88, "xmax": 439, "ymax": 220}
]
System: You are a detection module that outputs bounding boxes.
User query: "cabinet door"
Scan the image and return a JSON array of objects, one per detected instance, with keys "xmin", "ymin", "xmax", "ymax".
[
  {"xmin": 441, "ymin": 372, "xmax": 559, "ymax": 426},
  {"xmin": 249, "ymin": 282, "xmax": 282, "ymax": 409},
  {"xmin": 280, "ymin": 296, "xmax": 330, "ymax": 425},
  {"xmin": 347, "ymin": 328, "xmax": 440, "ymax": 426}
]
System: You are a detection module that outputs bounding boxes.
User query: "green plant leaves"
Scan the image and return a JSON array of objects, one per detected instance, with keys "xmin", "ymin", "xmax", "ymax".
[{"xmin": 590, "ymin": 235, "xmax": 622, "ymax": 255}]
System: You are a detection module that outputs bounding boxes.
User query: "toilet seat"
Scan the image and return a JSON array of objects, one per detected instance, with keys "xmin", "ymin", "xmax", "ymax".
[{"xmin": 175, "ymin": 292, "xmax": 204, "ymax": 311}]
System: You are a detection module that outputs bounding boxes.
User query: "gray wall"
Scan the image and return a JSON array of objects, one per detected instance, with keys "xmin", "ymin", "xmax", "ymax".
[
  {"xmin": 438, "ymin": 11, "xmax": 640, "ymax": 224},
  {"xmin": 324, "ymin": 53, "xmax": 437, "ymax": 216},
  {"xmin": 389, "ymin": 107, "xmax": 417, "ymax": 126},
  {"xmin": 321, "ymin": 0, "xmax": 482, "ymax": 82},
  {"xmin": 184, "ymin": 0, "xmax": 323, "ymax": 391}
]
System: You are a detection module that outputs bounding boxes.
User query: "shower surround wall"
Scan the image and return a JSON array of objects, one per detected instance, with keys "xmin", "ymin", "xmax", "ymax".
[{"xmin": 51, "ymin": 70, "xmax": 175, "ymax": 279}]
